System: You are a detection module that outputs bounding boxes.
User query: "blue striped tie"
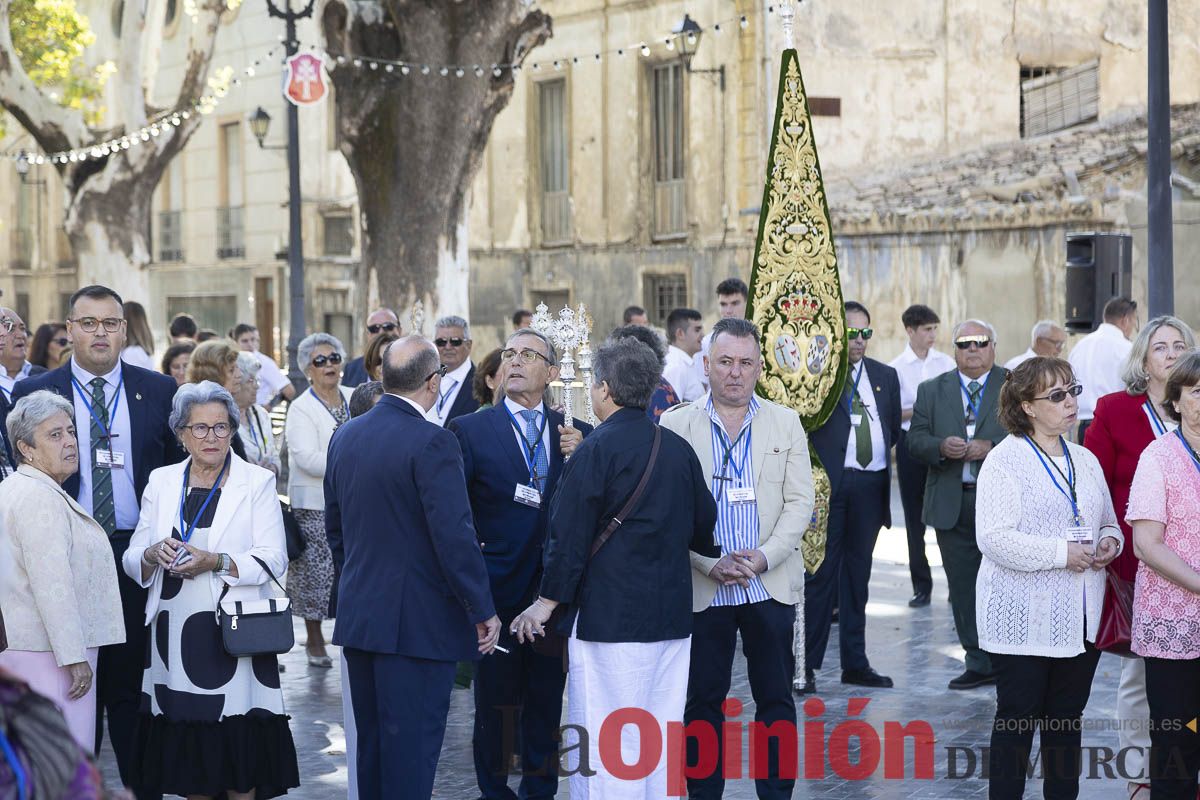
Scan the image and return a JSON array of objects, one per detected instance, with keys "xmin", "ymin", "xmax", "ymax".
[
  {"xmin": 520, "ymin": 410, "xmax": 549, "ymax": 492},
  {"xmin": 90, "ymin": 377, "xmax": 116, "ymax": 535}
]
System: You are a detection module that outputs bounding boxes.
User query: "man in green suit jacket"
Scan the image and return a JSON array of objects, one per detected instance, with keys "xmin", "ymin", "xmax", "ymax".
[{"xmin": 908, "ymin": 319, "xmax": 1008, "ymax": 690}]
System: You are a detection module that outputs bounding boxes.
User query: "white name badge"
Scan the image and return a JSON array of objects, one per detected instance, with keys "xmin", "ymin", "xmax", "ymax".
[
  {"xmin": 727, "ymin": 486, "xmax": 757, "ymax": 504},
  {"xmin": 1065, "ymin": 526, "xmax": 1094, "ymax": 545},
  {"xmin": 965, "ymin": 423, "xmax": 977, "ymax": 439},
  {"xmin": 850, "ymin": 413, "xmax": 863, "ymax": 427},
  {"xmin": 95, "ymin": 449, "xmax": 126, "ymax": 469},
  {"xmin": 513, "ymin": 484, "xmax": 542, "ymax": 508}
]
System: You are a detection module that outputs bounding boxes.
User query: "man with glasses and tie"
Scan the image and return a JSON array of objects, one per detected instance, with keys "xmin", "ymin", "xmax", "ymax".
[
  {"xmin": 907, "ymin": 318, "xmax": 1008, "ymax": 691},
  {"xmin": 448, "ymin": 328, "xmax": 587, "ymax": 799},
  {"xmin": 0, "ymin": 309, "xmax": 47, "ymax": 405},
  {"xmin": 342, "ymin": 307, "xmax": 400, "ymax": 388},
  {"xmin": 804, "ymin": 301, "xmax": 901, "ymax": 694},
  {"xmin": 12, "ymin": 284, "xmax": 184, "ymax": 798},
  {"xmin": 430, "ymin": 315, "xmax": 478, "ymax": 426},
  {"xmin": 0, "ymin": 317, "xmax": 12, "ymax": 476}
]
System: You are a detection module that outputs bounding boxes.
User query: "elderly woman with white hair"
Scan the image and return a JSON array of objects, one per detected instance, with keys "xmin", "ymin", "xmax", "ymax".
[
  {"xmin": 234, "ymin": 350, "xmax": 280, "ymax": 474},
  {"xmin": 284, "ymin": 332, "xmax": 353, "ymax": 667},
  {"xmin": 0, "ymin": 390, "xmax": 124, "ymax": 748},
  {"xmin": 122, "ymin": 380, "xmax": 297, "ymax": 799}
]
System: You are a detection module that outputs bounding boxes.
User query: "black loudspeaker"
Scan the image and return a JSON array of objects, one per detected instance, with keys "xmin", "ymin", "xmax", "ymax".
[{"xmin": 1065, "ymin": 232, "xmax": 1133, "ymax": 334}]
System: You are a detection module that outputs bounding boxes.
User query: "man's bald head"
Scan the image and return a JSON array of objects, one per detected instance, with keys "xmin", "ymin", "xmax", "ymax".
[{"xmin": 382, "ymin": 335, "xmax": 441, "ymax": 395}]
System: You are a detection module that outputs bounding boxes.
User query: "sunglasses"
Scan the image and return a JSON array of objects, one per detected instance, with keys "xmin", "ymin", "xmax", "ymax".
[
  {"xmin": 847, "ymin": 327, "xmax": 873, "ymax": 341},
  {"xmin": 1032, "ymin": 383, "xmax": 1084, "ymax": 404},
  {"xmin": 52, "ymin": 337, "xmax": 69, "ymax": 347},
  {"xmin": 955, "ymin": 336, "xmax": 992, "ymax": 350},
  {"xmin": 434, "ymin": 337, "xmax": 467, "ymax": 348},
  {"xmin": 424, "ymin": 364, "xmax": 449, "ymax": 382},
  {"xmin": 311, "ymin": 353, "xmax": 344, "ymax": 367},
  {"xmin": 367, "ymin": 322, "xmax": 398, "ymax": 335}
]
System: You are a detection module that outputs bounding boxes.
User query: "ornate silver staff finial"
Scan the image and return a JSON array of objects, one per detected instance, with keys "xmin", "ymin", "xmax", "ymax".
[
  {"xmin": 779, "ymin": 1, "xmax": 795, "ymax": 51},
  {"xmin": 575, "ymin": 303, "xmax": 597, "ymax": 427},
  {"xmin": 531, "ymin": 304, "xmax": 585, "ymax": 430},
  {"xmin": 409, "ymin": 300, "xmax": 425, "ymax": 336}
]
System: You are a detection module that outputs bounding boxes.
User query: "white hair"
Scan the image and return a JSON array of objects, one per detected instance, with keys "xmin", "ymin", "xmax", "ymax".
[
  {"xmin": 434, "ymin": 315, "xmax": 471, "ymax": 341},
  {"xmin": 952, "ymin": 319, "xmax": 998, "ymax": 344},
  {"xmin": 169, "ymin": 381, "xmax": 239, "ymax": 432},
  {"xmin": 6, "ymin": 390, "xmax": 74, "ymax": 464},
  {"xmin": 1029, "ymin": 319, "xmax": 1061, "ymax": 346},
  {"xmin": 298, "ymin": 332, "xmax": 346, "ymax": 368},
  {"xmin": 235, "ymin": 350, "xmax": 261, "ymax": 378}
]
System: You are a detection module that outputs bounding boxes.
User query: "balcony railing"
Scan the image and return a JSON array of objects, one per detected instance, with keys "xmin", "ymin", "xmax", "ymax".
[
  {"xmin": 541, "ymin": 191, "xmax": 572, "ymax": 245},
  {"xmin": 217, "ymin": 206, "xmax": 245, "ymax": 259},
  {"xmin": 158, "ymin": 210, "xmax": 184, "ymax": 262},
  {"xmin": 653, "ymin": 179, "xmax": 685, "ymax": 239}
]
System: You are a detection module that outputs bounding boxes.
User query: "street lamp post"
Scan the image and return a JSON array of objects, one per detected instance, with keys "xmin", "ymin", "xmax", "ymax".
[
  {"xmin": 13, "ymin": 151, "xmax": 47, "ymax": 271},
  {"xmin": 264, "ymin": 0, "xmax": 315, "ymax": 391},
  {"xmin": 1146, "ymin": 0, "xmax": 1173, "ymax": 316}
]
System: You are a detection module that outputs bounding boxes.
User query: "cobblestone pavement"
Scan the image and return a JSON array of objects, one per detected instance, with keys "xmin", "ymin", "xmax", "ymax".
[{"xmin": 101, "ymin": 495, "xmax": 1133, "ymax": 798}]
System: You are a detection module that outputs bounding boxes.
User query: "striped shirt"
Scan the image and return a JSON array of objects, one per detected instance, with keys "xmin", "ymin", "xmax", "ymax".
[{"xmin": 706, "ymin": 394, "xmax": 769, "ymax": 607}]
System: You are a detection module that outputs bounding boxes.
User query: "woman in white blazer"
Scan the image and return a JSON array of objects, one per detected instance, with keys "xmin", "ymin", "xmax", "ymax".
[
  {"xmin": 121, "ymin": 381, "xmax": 298, "ymax": 800},
  {"xmin": 283, "ymin": 332, "xmax": 353, "ymax": 667}
]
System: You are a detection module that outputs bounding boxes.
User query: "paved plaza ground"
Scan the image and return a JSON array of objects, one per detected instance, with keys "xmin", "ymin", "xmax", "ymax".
[{"xmin": 101, "ymin": 491, "xmax": 1135, "ymax": 798}]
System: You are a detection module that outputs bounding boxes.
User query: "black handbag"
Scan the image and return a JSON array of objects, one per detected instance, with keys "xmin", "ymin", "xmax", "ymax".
[
  {"xmin": 281, "ymin": 501, "xmax": 307, "ymax": 561},
  {"xmin": 216, "ymin": 556, "xmax": 294, "ymax": 657}
]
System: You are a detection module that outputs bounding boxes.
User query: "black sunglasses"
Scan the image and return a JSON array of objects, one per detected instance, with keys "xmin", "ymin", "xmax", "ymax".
[
  {"xmin": 1032, "ymin": 383, "xmax": 1084, "ymax": 404},
  {"xmin": 311, "ymin": 353, "xmax": 344, "ymax": 367},
  {"xmin": 955, "ymin": 337, "xmax": 992, "ymax": 350},
  {"xmin": 847, "ymin": 327, "xmax": 873, "ymax": 341},
  {"xmin": 52, "ymin": 337, "xmax": 70, "ymax": 347},
  {"xmin": 424, "ymin": 364, "xmax": 449, "ymax": 382},
  {"xmin": 367, "ymin": 322, "xmax": 398, "ymax": 334},
  {"xmin": 434, "ymin": 337, "xmax": 466, "ymax": 348}
]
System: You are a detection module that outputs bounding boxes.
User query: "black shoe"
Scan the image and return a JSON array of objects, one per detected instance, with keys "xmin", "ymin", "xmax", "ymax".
[
  {"xmin": 948, "ymin": 670, "xmax": 996, "ymax": 690},
  {"xmin": 908, "ymin": 591, "xmax": 931, "ymax": 607},
  {"xmin": 841, "ymin": 667, "xmax": 893, "ymax": 688},
  {"xmin": 797, "ymin": 669, "xmax": 817, "ymax": 695}
]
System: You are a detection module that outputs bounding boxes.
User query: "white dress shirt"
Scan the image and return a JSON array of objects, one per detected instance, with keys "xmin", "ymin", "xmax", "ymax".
[
  {"xmin": 1067, "ymin": 323, "xmax": 1132, "ymax": 421},
  {"xmin": 254, "ymin": 351, "xmax": 291, "ymax": 405},
  {"xmin": 842, "ymin": 360, "xmax": 888, "ymax": 471},
  {"xmin": 664, "ymin": 345, "xmax": 705, "ymax": 403},
  {"xmin": 0, "ymin": 360, "xmax": 34, "ymax": 402},
  {"xmin": 71, "ymin": 358, "xmax": 139, "ymax": 530},
  {"xmin": 1003, "ymin": 348, "xmax": 1037, "ymax": 371},
  {"xmin": 888, "ymin": 344, "xmax": 955, "ymax": 431},
  {"xmin": 428, "ymin": 360, "xmax": 472, "ymax": 426},
  {"xmin": 693, "ymin": 331, "xmax": 714, "ymax": 391}
]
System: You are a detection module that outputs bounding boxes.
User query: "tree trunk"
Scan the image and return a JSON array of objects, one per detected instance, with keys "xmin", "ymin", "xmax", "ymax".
[
  {"xmin": 322, "ymin": 0, "xmax": 551, "ymax": 322},
  {"xmin": 67, "ymin": 165, "xmax": 158, "ymax": 300}
]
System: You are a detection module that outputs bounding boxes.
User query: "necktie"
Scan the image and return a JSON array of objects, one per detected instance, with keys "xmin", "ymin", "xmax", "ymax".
[
  {"xmin": 851, "ymin": 386, "xmax": 872, "ymax": 468},
  {"xmin": 90, "ymin": 377, "xmax": 116, "ymax": 535},
  {"xmin": 520, "ymin": 410, "xmax": 550, "ymax": 492},
  {"xmin": 967, "ymin": 380, "xmax": 982, "ymax": 478}
]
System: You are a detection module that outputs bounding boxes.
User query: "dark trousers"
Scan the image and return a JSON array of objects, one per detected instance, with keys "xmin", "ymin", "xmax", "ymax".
[
  {"xmin": 934, "ymin": 489, "xmax": 992, "ymax": 676},
  {"xmin": 896, "ymin": 430, "xmax": 932, "ymax": 595},
  {"xmin": 1144, "ymin": 656, "xmax": 1200, "ymax": 798},
  {"xmin": 344, "ymin": 647, "xmax": 456, "ymax": 800},
  {"xmin": 685, "ymin": 600, "xmax": 796, "ymax": 800},
  {"xmin": 804, "ymin": 469, "xmax": 888, "ymax": 672},
  {"xmin": 472, "ymin": 609, "xmax": 565, "ymax": 799},
  {"xmin": 97, "ymin": 532, "xmax": 158, "ymax": 800},
  {"xmin": 987, "ymin": 643, "xmax": 1102, "ymax": 799}
]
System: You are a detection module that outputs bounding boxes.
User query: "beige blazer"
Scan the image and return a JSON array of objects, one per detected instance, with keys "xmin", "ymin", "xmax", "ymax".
[
  {"xmin": 0, "ymin": 466, "xmax": 125, "ymax": 666},
  {"xmin": 661, "ymin": 395, "xmax": 815, "ymax": 611},
  {"xmin": 284, "ymin": 385, "xmax": 354, "ymax": 510}
]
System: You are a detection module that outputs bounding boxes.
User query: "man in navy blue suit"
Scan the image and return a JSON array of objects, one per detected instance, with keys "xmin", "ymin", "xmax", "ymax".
[
  {"xmin": 0, "ymin": 318, "xmax": 13, "ymax": 473},
  {"xmin": 804, "ymin": 301, "xmax": 902, "ymax": 694},
  {"xmin": 326, "ymin": 335, "xmax": 501, "ymax": 800},
  {"xmin": 12, "ymin": 285, "xmax": 184, "ymax": 798},
  {"xmin": 450, "ymin": 328, "xmax": 590, "ymax": 799}
]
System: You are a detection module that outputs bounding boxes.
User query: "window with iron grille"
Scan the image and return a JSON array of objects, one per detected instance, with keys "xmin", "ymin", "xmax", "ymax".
[
  {"xmin": 323, "ymin": 214, "xmax": 354, "ymax": 256},
  {"xmin": 539, "ymin": 79, "xmax": 571, "ymax": 244},
  {"xmin": 217, "ymin": 206, "xmax": 244, "ymax": 259},
  {"xmin": 652, "ymin": 63, "xmax": 686, "ymax": 239},
  {"xmin": 644, "ymin": 274, "xmax": 688, "ymax": 327},
  {"xmin": 1020, "ymin": 61, "xmax": 1099, "ymax": 138},
  {"xmin": 158, "ymin": 210, "xmax": 183, "ymax": 261}
]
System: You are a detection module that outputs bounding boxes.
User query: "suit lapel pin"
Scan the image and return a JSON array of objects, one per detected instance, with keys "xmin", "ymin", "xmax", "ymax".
[{"xmin": 135, "ymin": 392, "xmax": 142, "ymax": 400}]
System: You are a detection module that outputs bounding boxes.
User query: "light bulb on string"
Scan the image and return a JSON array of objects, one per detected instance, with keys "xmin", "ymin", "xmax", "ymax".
[
  {"xmin": 492, "ymin": 66, "xmax": 503, "ymax": 77},
  {"xmin": 440, "ymin": 66, "xmax": 449, "ymax": 76},
  {"xmin": 420, "ymin": 65, "xmax": 430, "ymax": 74},
  {"xmin": 369, "ymin": 61, "xmax": 378, "ymax": 70},
  {"xmin": 455, "ymin": 67, "xmax": 464, "ymax": 77},
  {"xmin": 640, "ymin": 43, "xmax": 650, "ymax": 56},
  {"xmin": 739, "ymin": 15, "xmax": 748, "ymax": 29},
  {"xmin": 385, "ymin": 64, "xmax": 394, "ymax": 72},
  {"xmin": 553, "ymin": 60, "xmax": 561, "ymax": 70},
  {"xmin": 665, "ymin": 38, "xmax": 673, "ymax": 50},
  {"xmin": 353, "ymin": 58, "xmax": 362, "ymax": 67},
  {"xmin": 246, "ymin": 66, "xmax": 255, "ymax": 76},
  {"xmin": 474, "ymin": 66, "xmax": 484, "ymax": 77},
  {"xmin": 401, "ymin": 65, "xmax": 411, "ymax": 75}
]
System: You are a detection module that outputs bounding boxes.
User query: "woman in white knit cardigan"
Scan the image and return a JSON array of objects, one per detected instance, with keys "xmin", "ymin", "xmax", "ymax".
[{"xmin": 975, "ymin": 357, "xmax": 1123, "ymax": 800}]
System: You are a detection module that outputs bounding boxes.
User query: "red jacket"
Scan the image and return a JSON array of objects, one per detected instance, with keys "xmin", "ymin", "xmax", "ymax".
[{"xmin": 1083, "ymin": 389, "xmax": 1160, "ymax": 582}]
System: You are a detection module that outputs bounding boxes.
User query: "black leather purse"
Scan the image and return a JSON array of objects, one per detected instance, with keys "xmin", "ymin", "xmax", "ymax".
[
  {"xmin": 281, "ymin": 501, "xmax": 307, "ymax": 561},
  {"xmin": 216, "ymin": 556, "xmax": 294, "ymax": 657}
]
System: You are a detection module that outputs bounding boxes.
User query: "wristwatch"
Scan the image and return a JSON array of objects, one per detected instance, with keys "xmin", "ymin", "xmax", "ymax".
[{"xmin": 214, "ymin": 553, "xmax": 232, "ymax": 576}]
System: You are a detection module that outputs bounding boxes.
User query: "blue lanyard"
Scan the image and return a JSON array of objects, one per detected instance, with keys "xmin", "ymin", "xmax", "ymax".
[
  {"xmin": 504, "ymin": 405, "xmax": 548, "ymax": 487},
  {"xmin": 844, "ymin": 363, "xmax": 865, "ymax": 416},
  {"xmin": 309, "ymin": 388, "xmax": 347, "ymax": 425},
  {"xmin": 0, "ymin": 728, "xmax": 27, "ymax": 800},
  {"xmin": 959, "ymin": 373, "xmax": 988, "ymax": 422},
  {"xmin": 177, "ymin": 453, "xmax": 230, "ymax": 543},
  {"xmin": 1024, "ymin": 435, "xmax": 1081, "ymax": 524},
  {"xmin": 1175, "ymin": 429, "xmax": 1200, "ymax": 477},
  {"xmin": 70, "ymin": 370, "xmax": 124, "ymax": 444},
  {"xmin": 1145, "ymin": 399, "xmax": 1168, "ymax": 437},
  {"xmin": 712, "ymin": 421, "xmax": 752, "ymax": 482},
  {"xmin": 437, "ymin": 377, "xmax": 458, "ymax": 414},
  {"xmin": 246, "ymin": 407, "xmax": 267, "ymax": 449}
]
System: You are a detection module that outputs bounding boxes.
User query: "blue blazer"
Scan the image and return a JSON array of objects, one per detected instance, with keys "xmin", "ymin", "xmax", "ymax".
[
  {"xmin": 449, "ymin": 404, "xmax": 592, "ymax": 611},
  {"xmin": 340, "ymin": 356, "xmax": 367, "ymax": 388},
  {"xmin": 325, "ymin": 394, "xmax": 496, "ymax": 662},
  {"xmin": 809, "ymin": 356, "xmax": 902, "ymax": 527},
  {"xmin": 0, "ymin": 392, "xmax": 13, "ymax": 467},
  {"xmin": 11, "ymin": 362, "xmax": 185, "ymax": 505}
]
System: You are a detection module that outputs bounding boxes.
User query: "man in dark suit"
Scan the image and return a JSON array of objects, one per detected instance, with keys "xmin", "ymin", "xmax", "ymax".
[
  {"xmin": 325, "ymin": 335, "xmax": 501, "ymax": 800},
  {"xmin": 0, "ymin": 308, "xmax": 47, "ymax": 405},
  {"xmin": 805, "ymin": 301, "xmax": 902, "ymax": 693},
  {"xmin": 12, "ymin": 285, "xmax": 184, "ymax": 798},
  {"xmin": 0, "ymin": 318, "xmax": 12, "ymax": 473},
  {"xmin": 907, "ymin": 319, "xmax": 1008, "ymax": 690},
  {"xmin": 429, "ymin": 314, "xmax": 479, "ymax": 426},
  {"xmin": 341, "ymin": 307, "xmax": 400, "ymax": 388},
  {"xmin": 450, "ymin": 328, "xmax": 589, "ymax": 799}
]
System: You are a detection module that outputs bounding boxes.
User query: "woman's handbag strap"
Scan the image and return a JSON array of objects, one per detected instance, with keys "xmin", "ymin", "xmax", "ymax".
[
  {"xmin": 217, "ymin": 555, "xmax": 287, "ymax": 607},
  {"xmin": 589, "ymin": 426, "xmax": 662, "ymax": 558}
]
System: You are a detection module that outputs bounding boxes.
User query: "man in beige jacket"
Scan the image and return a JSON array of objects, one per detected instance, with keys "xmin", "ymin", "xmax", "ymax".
[{"xmin": 661, "ymin": 317, "xmax": 814, "ymax": 800}]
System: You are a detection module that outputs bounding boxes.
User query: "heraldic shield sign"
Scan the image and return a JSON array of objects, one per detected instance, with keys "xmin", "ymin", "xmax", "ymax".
[
  {"xmin": 748, "ymin": 43, "xmax": 848, "ymax": 577},
  {"xmin": 285, "ymin": 53, "xmax": 326, "ymax": 106}
]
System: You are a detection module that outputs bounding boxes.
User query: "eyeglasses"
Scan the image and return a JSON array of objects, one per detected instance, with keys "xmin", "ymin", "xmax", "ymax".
[
  {"xmin": 434, "ymin": 337, "xmax": 467, "ymax": 348},
  {"xmin": 70, "ymin": 317, "xmax": 124, "ymax": 334},
  {"xmin": 311, "ymin": 353, "xmax": 344, "ymax": 367},
  {"xmin": 1032, "ymin": 383, "xmax": 1084, "ymax": 404},
  {"xmin": 52, "ymin": 337, "xmax": 69, "ymax": 347},
  {"xmin": 367, "ymin": 322, "xmax": 398, "ymax": 335},
  {"xmin": 1, "ymin": 320, "xmax": 26, "ymax": 334},
  {"xmin": 847, "ymin": 327, "xmax": 873, "ymax": 341},
  {"xmin": 1036, "ymin": 336, "xmax": 1067, "ymax": 352},
  {"xmin": 180, "ymin": 422, "xmax": 232, "ymax": 439},
  {"xmin": 500, "ymin": 348, "xmax": 550, "ymax": 365},
  {"xmin": 955, "ymin": 336, "xmax": 992, "ymax": 350},
  {"xmin": 424, "ymin": 364, "xmax": 449, "ymax": 382}
]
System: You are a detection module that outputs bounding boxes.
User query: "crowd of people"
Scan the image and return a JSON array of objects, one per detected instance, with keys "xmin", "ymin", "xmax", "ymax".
[{"xmin": 0, "ymin": 281, "xmax": 1197, "ymax": 800}]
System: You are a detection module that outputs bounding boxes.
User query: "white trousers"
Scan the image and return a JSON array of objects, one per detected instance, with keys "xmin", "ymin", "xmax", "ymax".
[
  {"xmin": 1116, "ymin": 656, "xmax": 1151, "ymax": 782},
  {"xmin": 566, "ymin": 635, "xmax": 691, "ymax": 800}
]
